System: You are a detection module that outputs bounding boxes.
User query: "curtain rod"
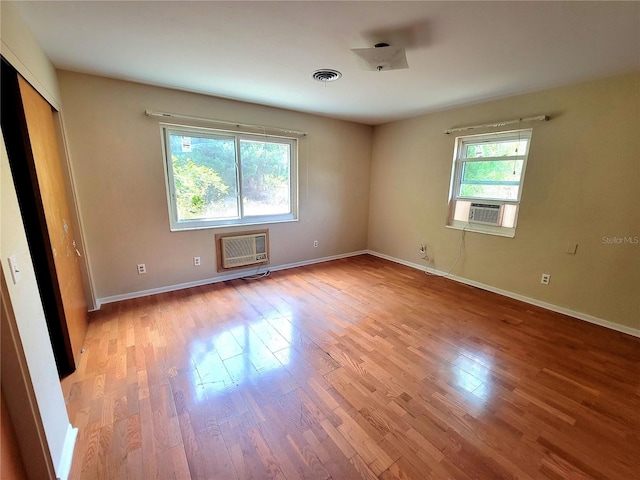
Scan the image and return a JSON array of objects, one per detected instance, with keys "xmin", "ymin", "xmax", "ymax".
[
  {"xmin": 144, "ymin": 109, "xmax": 307, "ymax": 137},
  {"xmin": 445, "ymin": 115, "xmax": 549, "ymax": 135}
]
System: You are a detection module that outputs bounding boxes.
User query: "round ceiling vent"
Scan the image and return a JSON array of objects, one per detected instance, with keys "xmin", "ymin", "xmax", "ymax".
[{"xmin": 311, "ymin": 69, "xmax": 342, "ymax": 83}]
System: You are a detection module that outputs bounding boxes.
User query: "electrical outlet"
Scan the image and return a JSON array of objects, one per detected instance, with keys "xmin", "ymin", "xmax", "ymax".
[
  {"xmin": 419, "ymin": 244, "xmax": 426, "ymax": 253},
  {"xmin": 194, "ymin": 256, "xmax": 201, "ymax": 266},
  {"xmin": 313, "ymin": 240, "xmax": 318, "ymax": 248},
  {"xmin": 137, "ymin": 263, "xmax": 146, "ymax": 275},
  {"xmin": 541, "ymin": 273, "xmax": 550, "ymax": 285}
]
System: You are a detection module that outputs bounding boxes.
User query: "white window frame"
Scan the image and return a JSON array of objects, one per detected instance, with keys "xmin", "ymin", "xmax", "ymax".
[
  {"xmin": 447, "ymin": 129, "xmax": 532, "ymax": 237},
  {"xmin": 161, "ymin": 123, "xmax": 298, "ymax": 231}
]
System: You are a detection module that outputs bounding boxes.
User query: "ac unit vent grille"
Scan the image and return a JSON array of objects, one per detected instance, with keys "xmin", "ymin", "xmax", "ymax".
[
  {"xmin": 469, "ymin": 203, "xmax": 503, "ymax": 226},
  {"xmin": 219, "ymin": 232, "xmax": 269, "ymax": 269}
]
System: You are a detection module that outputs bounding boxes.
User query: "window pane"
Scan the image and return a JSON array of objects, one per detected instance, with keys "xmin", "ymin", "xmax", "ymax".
[
  {"xmin": 459, "ymin": 160, "xmax": 523, "ymax": 200},
  {"xmin": 169, "ymin": 134, "xmax": 239, "ymax": 220},
  {"xmin": 462, "ymin": 160, "xmax": 523, "ymax": 182},
  {"xmin": 240, "ymin": 140, "xmax": 291, "ymax": 216},
  {"xmin": 459, "ymin": 184, "xmax": 519, "ymax": 200},
  {"xmin": 465, "ymin": 139, "xmax": 528, "ymax": 158}
]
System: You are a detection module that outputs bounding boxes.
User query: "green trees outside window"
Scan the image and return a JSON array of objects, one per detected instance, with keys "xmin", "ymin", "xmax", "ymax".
[{"xmin": 163, "ymin": 127, "xmax": 296, "ymax": 229}]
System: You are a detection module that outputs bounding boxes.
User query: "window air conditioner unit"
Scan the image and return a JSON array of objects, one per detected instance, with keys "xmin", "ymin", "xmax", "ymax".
[
  {"xmin": 468, "ymin": 203, "xmax": 503, "ymax": 226},
  {"xmin": 218, "ymin": 231, "xmax": 269, "ymax": 269}
]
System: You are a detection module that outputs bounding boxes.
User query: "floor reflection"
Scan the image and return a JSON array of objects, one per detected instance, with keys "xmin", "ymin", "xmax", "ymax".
[
  {"xmin": 451, "ymin": 349, "xmax": 494, "ymax": 405},
  {"xmin": 190, "ymin": 316, "xmax": 292, "ymax": 400}
]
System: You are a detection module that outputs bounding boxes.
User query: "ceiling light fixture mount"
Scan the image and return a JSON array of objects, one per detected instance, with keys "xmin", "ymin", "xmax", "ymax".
[{"xmin": 351, "ymin": 43, "xmax": 409, "ymax": 72}]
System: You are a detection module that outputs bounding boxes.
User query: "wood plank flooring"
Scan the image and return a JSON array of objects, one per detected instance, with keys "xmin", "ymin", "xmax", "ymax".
[{"xmin": 61, "ymin": 254, "xmax": 640, "ymax": 479}]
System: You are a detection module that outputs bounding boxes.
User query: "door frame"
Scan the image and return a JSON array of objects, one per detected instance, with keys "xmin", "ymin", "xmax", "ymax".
[{"xmin": 1, "ymin": 273, "xmax": 57, "ymax": 480}]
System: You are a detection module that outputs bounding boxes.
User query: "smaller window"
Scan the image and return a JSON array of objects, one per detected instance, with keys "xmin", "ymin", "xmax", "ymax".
[{"xmin": 448, "ymin": 129, "xmax": 532, "ymax": 237}]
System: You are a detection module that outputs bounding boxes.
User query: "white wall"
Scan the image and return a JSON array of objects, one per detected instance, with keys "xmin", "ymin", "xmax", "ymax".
[{"xmin": 1, "ymin": 140, "xmax": 69, "ymax": 480}]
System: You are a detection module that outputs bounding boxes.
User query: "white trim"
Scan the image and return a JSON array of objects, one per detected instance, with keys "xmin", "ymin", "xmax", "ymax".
[
  {"xmin": 1, "ymin": 275, "xmax": 58, "ymax": 479},
  {"xmin": 56, "ymin": 424, "xmax": 78, "ymax": 480},
  {"xmin": 93, "ymin": 249, "xmax": 638, "ymax": 338},
  {"xmin": 366, "ymin": 250, "xmax": 640, "ymax": 339},
  {"xmin": 94, "ymin": 250, "xmax": 367, "ymax": 309},
  {"xmin": 0, "ymin": 41, "xmax": 61, "ymax": 111},
  {"xmin": 54, "ymin": 110, "xmax": 98, "ymax": 311},
  {"xmin": 446, "ymin": 223, "xmax": 516, "ymax": 238},
  {"xmin": 270, "ymin": 250, "xmax": 367, "ymax": 272},
  {"xmin": 160, "ymin": 124, "xmax": 299, "ymax": 232}
]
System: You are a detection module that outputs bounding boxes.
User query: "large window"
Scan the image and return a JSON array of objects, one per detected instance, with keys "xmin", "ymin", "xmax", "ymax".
[
  {"xmin": 161, "ymin": 125, "xmax": 297, "ymax": 230},
  {"xmin": 448, "ymin": 129, "xmax": 532, "ymax": 236}
]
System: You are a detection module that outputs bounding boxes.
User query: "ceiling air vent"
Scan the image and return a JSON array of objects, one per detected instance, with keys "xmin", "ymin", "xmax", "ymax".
[{"xmin": 311, "ymin": 69, "xmax": 342, "ymax": 83}]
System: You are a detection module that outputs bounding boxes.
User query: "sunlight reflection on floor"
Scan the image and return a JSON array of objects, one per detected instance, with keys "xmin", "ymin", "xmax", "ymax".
[
  {"xmin": 452, "ymin": 349, "xmax": 494, "ymax": 406},
  {"xmin": 190, "ymin": 316, "xmax": 292, "ymax": 400}
]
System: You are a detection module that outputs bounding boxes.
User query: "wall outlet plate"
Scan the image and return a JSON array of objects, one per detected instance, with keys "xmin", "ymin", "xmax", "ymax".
[{"xmin": 137, "ymin": 263, "xmax": 146, "ymax": 274}]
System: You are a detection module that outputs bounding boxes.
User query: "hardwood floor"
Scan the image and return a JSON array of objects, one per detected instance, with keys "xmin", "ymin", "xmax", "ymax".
[{"xmin": 61, "ymin": 254, "xmax": 640, "ymax": 479}]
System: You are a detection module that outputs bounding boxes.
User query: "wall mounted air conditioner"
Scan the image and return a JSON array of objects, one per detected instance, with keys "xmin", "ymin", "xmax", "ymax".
[
  {"xmin": 468, "ymin": 203, "xmax": 503, "ymax": 226},
  {"xmin": 216, "ymin": 230, "xmax": 269, "ymax": 270}
]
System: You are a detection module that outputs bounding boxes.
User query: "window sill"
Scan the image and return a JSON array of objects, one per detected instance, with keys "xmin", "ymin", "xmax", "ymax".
[
  {"xmin": 170, "ymin": 216, "xmax": 298, "ymax": 232},
  {"xmin": 446, "ymin": 222, "xmax": 515, "ymax": 238}
]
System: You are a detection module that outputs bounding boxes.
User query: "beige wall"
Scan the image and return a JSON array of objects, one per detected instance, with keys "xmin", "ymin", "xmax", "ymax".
[
  {"xmin": 57, "ymin": 71, "xmax": 372, "ymax": 301},
  {"xmin": 60, "ymin": 70, "xmax": 639, "ymax": 331},
  {"xmin": 368, "ymin": 73, "xmax": 640, "ymax": 331}
]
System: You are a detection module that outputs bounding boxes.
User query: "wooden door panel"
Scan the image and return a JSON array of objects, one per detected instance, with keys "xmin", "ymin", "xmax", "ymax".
[{"xmin": 17, "ymin": 75, "xmax": 87, "ymax": 367}]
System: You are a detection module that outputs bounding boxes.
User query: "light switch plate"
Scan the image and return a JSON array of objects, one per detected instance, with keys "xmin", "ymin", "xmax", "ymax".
[{"xmin": 8, "ymin": 255, "xmax": 21, "ymax": 284}]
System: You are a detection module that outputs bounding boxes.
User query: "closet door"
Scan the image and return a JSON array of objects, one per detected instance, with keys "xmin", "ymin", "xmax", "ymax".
[{"xmin": 18, "ymin": 75, "xmax": 87, "ymax": 370}]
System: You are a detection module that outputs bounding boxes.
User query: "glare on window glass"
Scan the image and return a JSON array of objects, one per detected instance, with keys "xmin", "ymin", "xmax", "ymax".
[
  {"xmin": 169, "ymin": 134, "xmax": 239, "ymax": 221},
  {"xmin": 459, "ymin": 160, "xmax": 524, "ymax": 200},
  {"xmin": 465, "ymin": 139, "xmax": 528, "ymax": 158},
  {"xmin": 240, "ymin": 140, "xmax": 291, "ymax": 217}
]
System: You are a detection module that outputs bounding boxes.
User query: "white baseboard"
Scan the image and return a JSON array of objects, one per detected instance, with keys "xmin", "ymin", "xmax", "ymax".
[
  {"xmin": 366, "ymin": 250, "xmax": 640, "ymax": 339},
  {"xmin": 56, "ymin": 423, "xmax": 78, "ymax": 480},
  {"xmin": 94, "ymin": 250, "xmax": 368, "ymax": 309},
  {"xmin": 93, "ymin": 249, "xmax": 638, "ymax": 338}
]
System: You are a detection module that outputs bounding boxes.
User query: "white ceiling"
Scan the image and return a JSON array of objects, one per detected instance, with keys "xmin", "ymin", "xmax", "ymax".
[{"xmin": 14, "ymin": 1, "xmax": 640, "ymax": 125}]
